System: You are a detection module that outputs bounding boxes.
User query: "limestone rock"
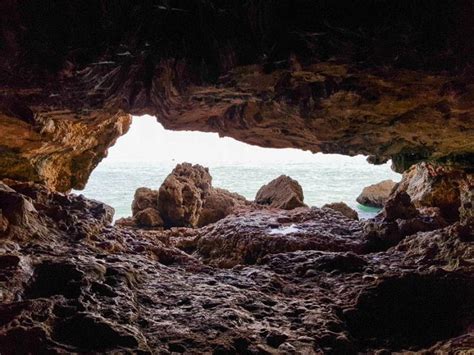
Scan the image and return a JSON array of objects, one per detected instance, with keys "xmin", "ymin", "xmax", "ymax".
[
  {"xmin": 255, "ymin": 175, "xmax": 305, "ymax": 210},
  {"xmin": 383, "ymin": 191, "xmax": 419, "ymax": 222},
  {"xmin": 194, "ymin": 207, "xmax": 365, "ymax": 268},
  {"xmin": 323, "ymin": 202, "xmax": 359, "ymax": 220},
  {"xmin": 458, "ymin": 175, "xmax": 474, "ymax": 238},
  {"xmin": 395, "ymin": 162, "xmax": 470, "ymax": 221},
  {"xmin": 158, "ymin": 163, "xmax": 246, "ymax": 228},
  {"xmin": 197, "ymin": 188, "xmax": 247, "ymax": 227},
  {"xmin": 356, "ymin": 180, "xmax": 397, "ymax": 208},
  {"xmin": 158, "ymin": 163, "xmax": 211, "ymax": 227},
  {"xmin": 134, "ymin": 208, "xmax": 164, "ymax": 228},
  {"xmin": 131, "ymin": 188, "xmax": 159, "ymax": 215},
  {"xmin": 1, "ymin": 176, "xmax": 473, "ymax": 354}
]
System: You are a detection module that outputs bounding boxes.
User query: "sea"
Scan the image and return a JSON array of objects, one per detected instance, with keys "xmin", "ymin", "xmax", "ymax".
[{"xmin": 74, "ymin": 156, "xmax": 401, "ymax": 221}]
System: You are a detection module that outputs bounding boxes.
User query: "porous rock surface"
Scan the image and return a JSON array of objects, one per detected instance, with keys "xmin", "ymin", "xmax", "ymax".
[
  {"xmin": 356, "ymin": 179, "xmax": 397, "ymax": 208},
  {"xmin": 323, "ymin": 202, "xmax": 359, "ymax": 220},
  {"xmin": 255, "ymin": 175, "xmax": 306, "ymax": 210},
  {"xmin": 0, "ymin": 2, "xmax": 473, "ymax": 191},
  {"xmin": 122, "ymin": 163, "xmax": 248, "ymax": 228},
  {"xmin": 1, "ymin": 180, "xmax": 473, "ymax": 354},
  {"xmin": 395, "ymin": 162, "xmax": 471, "ymax": 222},
  {"xmin": 0, "ymin": 2, "xmax": 474, "ymax": 353}
]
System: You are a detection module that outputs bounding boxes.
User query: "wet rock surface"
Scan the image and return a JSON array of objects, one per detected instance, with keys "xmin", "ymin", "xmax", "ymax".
[
  {"xmin": 1, "ymin": 180, "xmax": 472, "ymax": 354},
  {"xmin": 255, "ymin": 175, "xmax": 306, "ymax": 210},
  {"xmin": 356, "ymin": 179, "xmax": 397, "ymax": 208}
]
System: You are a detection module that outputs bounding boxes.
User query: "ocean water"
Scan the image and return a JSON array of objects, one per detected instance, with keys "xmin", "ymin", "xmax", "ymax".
[{"xmin": 74, "ymin": 156, "xmax": 401, "ymax": 221}]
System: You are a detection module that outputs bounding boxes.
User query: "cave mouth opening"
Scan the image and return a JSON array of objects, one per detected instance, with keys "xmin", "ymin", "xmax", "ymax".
[{"xmin": 76, "ymin": 115, "xmax": 400, "ymax": 220}]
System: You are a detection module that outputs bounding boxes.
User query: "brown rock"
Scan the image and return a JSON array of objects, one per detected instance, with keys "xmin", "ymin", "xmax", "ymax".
[
  {"xmin": 255, "ymin": 175, "xmax": 305, "ymax": 210},
  {"xmin": 195, "ymin": 207, "xmax": 365, "ymax": 267},
  {"xmin": 395, "ymin": 162, "xmax": 470, "ymax": 221},
  {"xmin": 323, "ymin": 202, "xmax": 359, "ymax": 220},
  {"xmin": 134, "ymin": 208, "xmax": 164, "ymax": 228},
  {"xmin": 197, "ymin": 188, "xmax": 247, "ymax": 227},
  {"xmin": 158, "ymin": 163, "xmax": 246, "ymax": 228},
  {"xmin": 356, "ymin": 180, "xmax": 397, "ymax": 208},
  {"xmin": 459, "ymin": 175, "xmax": 473, "ymax": 237},
  {"xmin": 0, "ymin": 210, "xmax": 9, "ymax": 235},
  {"xmin": 158, "ymin": 163, "xmax": 210, "ymax": 227},
  {"xmin": 131, "ymin": 188, "xmax": 159, "ymax": 215},
  {"xmin": 383, "ymin": 191, "xmax": 419, "ymax": 222}
]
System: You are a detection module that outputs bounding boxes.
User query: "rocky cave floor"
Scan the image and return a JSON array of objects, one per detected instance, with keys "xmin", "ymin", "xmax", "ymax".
[{"xmin": 0, "ymin": 176, "xmax": 473, "ymax": 354}]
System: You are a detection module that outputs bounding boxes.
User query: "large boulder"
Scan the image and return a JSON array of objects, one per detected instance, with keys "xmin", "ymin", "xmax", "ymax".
[
  {"xmin": 255, "ymin": 175, "xmax": 305, "ymax": 210},
  {"xmin": 395, "ymin": 162, "xmax": 470, "ymax": 222},
  {"xmin": 356, "ymin": 180, "xmax": 397, "ymax": 208},
  {"xmin": 158, "ymin": 163, "xmax": 246, "ymax": 228},
  {"xmin": 323, "ymin": 202, "xmax": 359, "ymax": 220}
]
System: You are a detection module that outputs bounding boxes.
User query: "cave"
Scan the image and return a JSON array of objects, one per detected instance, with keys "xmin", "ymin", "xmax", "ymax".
[{"xmin": 0, "ymin": 1, "xmax": 473, "ymax": 354}]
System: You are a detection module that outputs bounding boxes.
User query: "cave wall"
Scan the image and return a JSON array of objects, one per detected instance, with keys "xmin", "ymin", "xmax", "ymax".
[{"xmin": 0, "ymin": 0, "xmax": 473, "ymax": 190}]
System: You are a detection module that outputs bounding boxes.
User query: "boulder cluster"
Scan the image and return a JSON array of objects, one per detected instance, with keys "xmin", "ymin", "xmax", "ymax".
[
  {"xmin": 119, "ymin": 164, "xmax": 362, "ymax": 229},
  {"xmin": 0, "ymin": 160, "xmax": 472, "ymax": 354},
  {"xmin": 118, "ymin": 163, "xmax": 248, "ymax": 228}
]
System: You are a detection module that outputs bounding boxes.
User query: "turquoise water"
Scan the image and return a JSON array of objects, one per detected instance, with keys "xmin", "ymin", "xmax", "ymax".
[{"xmin": 74, "ymin": 156, "xmax": 400, "ymax": 221}]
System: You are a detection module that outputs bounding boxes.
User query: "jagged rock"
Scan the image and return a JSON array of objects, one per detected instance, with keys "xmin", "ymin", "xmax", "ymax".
[
  {"xmin": 395, "ymin": 162, "xmax": 471, "ymax": 221},
  {"xmin": 158, "ymin": 163, "xmax": 246, "ymax": 228},
  {"xmin": 363, "ymin": 192, "xmax": 448, "ymax": 252},
  {"xmin": 0, "ymin": 2, "xmax": 473, "ymax": 353},
  {"xmin": 323, "ymin": 202, "xmax": 359, "ymax": 220},
  {"xmin": 459, "ymin": 176, "xmax": 473, "ymax": 238},
  {"xmin": 0, "ymin": 2, "xmax": 472, "ymax": 192},
  {"xmin": 131, "ymin": 187, "xmax": 159, "ymax": 215},
  {"xmin": 194, "ymin": 207, "xmax": 365, "ymax": 267},
  {"xmin": 134, "ymin": 208, "xmax": 164, "ymax": 228},
  {"xmin": 197, "ymin": 188, "xmax": 247, "ymax": 227},
  {"xmin": 255, "ymin": 175, "xmax": 305, "ymax": 210},
  {"xmin": 356, "ymin": 180, "xmax": 397, "ymax": 208},
  {"xmin": 158, "ymin": 163, "xmax": 211, "ymax": 227},
  {"xmin": 0, "ymin": 178, "xmax": 473, "ymax": 354},
  {"xmin": 383, "ymin": 191, "xmax": 419, "ymax": 222}
]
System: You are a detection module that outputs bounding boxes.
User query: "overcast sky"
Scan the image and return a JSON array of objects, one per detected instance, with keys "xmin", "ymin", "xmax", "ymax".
[{"xmin": 105, "ymin": 115, "xmax": 370, "ymax": 165}]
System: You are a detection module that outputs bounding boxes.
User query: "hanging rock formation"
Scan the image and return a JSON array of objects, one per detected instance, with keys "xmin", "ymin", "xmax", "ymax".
[{"xmin": 0, "ymin": 1, "xmax": 473, "ymax": 191}]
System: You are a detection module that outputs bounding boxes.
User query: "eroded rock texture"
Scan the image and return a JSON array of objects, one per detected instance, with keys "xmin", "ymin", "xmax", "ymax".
[
  {"xmin": 0, "ymin": 1, "xmax": 474, "ymax": 353},
  {"xmin": 255, "ymin": 175, "xmax": 306, "ymax": 210},
  {"xmin": 119, "ymin": 163, "xmax": 248, "ymax": 229},
  {"xmin": 1, "ymin": 181, "xmax": 473, "ymax": 354},
  {"xmin": 356, "ymin": 179, "xmax": 397, "ymax": 208},
  {"xmin": 0, "ymin": 1, "xmax": 473, "ymax": 190}
]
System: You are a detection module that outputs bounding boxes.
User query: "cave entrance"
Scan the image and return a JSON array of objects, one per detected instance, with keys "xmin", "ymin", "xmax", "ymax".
[{"xmin": 76, "ymin": 116, "xmax": 401, "ymax": 220}]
